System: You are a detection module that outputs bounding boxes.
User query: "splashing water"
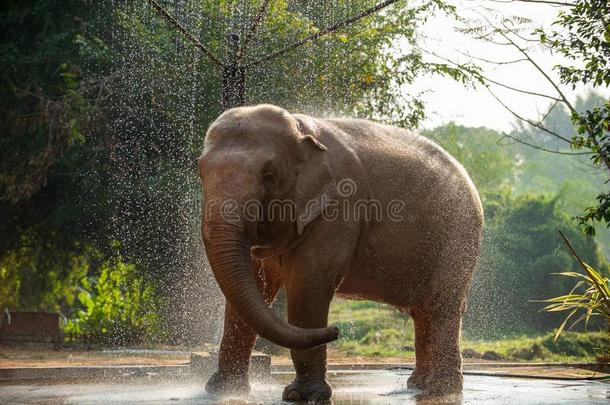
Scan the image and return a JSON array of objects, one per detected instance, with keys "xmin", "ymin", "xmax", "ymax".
[{"xmin": 1, "ymin": 370, "xmax": 608, "ymax": 404}]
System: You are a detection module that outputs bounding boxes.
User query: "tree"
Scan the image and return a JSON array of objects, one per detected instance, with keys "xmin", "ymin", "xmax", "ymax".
[
  {"xmin": 445, "ymin": 0, "xmax": 610, "ymax": 235},
  {"xmin": 464, "ymin": 193, "xmax": 608, "ymax": 338},
  {"xmin": 0, "ymin": 1, "xmax": 89, "ymax": 204},
  {"xmin": 1, "ymin": 0, "xmax": 471, "ymax": 343},
  {"xmin": 0, "ymin": 0, "xmax": 113, "ymax": 312},
  {"xmin": 146, "ymin": 0, "xmax": 406, "ymax": 110},
  {"xmin": 93, "ymin": 0, "xmax": 471, "ymax": 342},
  {"xmin": 538, "ymin": 0, "xmax": 610, "ymax": 235}
]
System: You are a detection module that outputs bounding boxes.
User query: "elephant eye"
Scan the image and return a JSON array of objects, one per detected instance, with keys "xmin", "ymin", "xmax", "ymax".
[{"xmin": 263, "ymin": 172, "xmax": 275, "ymax": 189}]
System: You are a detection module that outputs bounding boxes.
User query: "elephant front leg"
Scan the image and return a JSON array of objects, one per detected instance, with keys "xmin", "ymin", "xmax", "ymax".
[
  {"xmin": 282, "ymin": 283, "xmax": 334, "ymax": 402},
  {"xmin": 205, "ymin": 304, "xmax": 256, "ymax": 395},
  {"xmin": 206, "ymin": 260, "xmax": 282, "ymax": 395}
]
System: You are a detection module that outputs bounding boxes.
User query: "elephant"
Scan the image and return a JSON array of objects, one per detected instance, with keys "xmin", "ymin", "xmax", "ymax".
[{"xmin": 198, "ymin": 104, "xmax": 483, "ymax": 401}]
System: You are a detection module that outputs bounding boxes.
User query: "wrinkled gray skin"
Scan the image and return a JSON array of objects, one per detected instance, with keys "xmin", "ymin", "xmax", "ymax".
[{"xmin": 199, "ymin": 104, "xmax": 483, "ymax": 401}]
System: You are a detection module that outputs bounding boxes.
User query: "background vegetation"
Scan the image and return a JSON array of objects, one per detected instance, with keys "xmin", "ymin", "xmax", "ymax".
[{"xmin": 1, "ymin": 0, "xmax": 608, "ymax": 359}]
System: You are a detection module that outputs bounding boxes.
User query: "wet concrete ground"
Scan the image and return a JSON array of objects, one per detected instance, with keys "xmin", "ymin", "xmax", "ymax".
[{"xmin": 1, "ymin": 369, "xmax": 609, "ymax": 404}]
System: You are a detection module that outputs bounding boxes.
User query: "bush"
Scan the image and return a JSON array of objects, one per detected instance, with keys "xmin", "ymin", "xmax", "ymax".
[
  {"xmin": 541, "ymin": 231, "xmax": 610, "ymax": 345},
  {"xmin": 540, "ymin": 332, "xmax": 610, "ymax": 358},
  {"xmin": 507, "ymin": 344, "xmax": 549, "ymax": 361},
  {"xmin": 64, "ymin": 256, "xmax": 163, "ymax": 346},
  {"xmin": 0, "ymin": 252, "xmax": 20, "ymax": 309}
]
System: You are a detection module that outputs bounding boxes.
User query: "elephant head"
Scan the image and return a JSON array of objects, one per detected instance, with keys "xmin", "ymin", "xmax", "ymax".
[{"xmin": 198, "ymin": 105, "xmax": 338, "ymax": 349}]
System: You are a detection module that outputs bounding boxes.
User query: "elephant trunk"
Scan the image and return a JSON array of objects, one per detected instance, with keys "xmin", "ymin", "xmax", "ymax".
[{"xmin": 203, "ymin": 214, "xmax": 339, "ymax": 350}]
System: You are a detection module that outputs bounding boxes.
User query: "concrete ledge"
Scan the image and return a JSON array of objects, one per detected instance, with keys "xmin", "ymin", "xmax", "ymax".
[
  {"xmin": 1, "ymin": 358, "xmax": 607, "ymax": 382},
  {"xmin": 0, "ymin": 352, "xmax": 271, "ymax": 382},
  {"xmin": 0, "ymin": 365, "xmax": 190, "ymax": 381},
  {"xmin": 190, "ymin": 352, "xmax": 271, "ymax": 379},
  {"xmin": 310, "ymin": 362, "xmax": 609, "ymax": 372},
  {"xmin": 273, "ymin": 362, "xmax": 610, "ymax": 380}
]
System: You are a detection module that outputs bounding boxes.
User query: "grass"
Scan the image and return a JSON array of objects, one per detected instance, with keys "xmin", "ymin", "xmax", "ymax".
[
  {"xmin": 463, "ymin": 332, "xmax": 610, "ymax": 362},
  {"xmin": 328, "ymin": 298, "xmax": 415, "ymax": 357},
  {"xmin": 328, "ymin": 298, "xmax": 610, "ymax": 362}
]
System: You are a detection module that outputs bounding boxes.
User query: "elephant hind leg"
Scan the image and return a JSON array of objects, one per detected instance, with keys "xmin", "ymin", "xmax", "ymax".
[
  {"xmin": 407, "ymin": 307, "xmax": 432, "ymax": 390},
  {"xmin": 409, "ymin": 227, "xmax": 478, "ymax": 394},
  {"xmin": 408, "ymin": 304, "xmax": 464, "ymax": 395}
]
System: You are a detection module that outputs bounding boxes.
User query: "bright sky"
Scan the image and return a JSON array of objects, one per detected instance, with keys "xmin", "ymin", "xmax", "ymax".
[{"xmin": 413, "ymin": 0, "xmax": 608, "ymax": 132}]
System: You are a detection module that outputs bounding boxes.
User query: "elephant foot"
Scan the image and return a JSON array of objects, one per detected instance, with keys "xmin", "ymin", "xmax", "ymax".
[
  {"xmin": 282, "ymin": 377, "xmax": 332, "ymax": 402},
  {"xmin": 416, "ymin": 369, "xmax": 463, "ymax": 395},
  {"xmin": 407, "ymin": 369, "xmax": 427, "ymax": 390},
  {"xmin": 205, "ymin": 370, "xmax": 250, "ymax": 395}
]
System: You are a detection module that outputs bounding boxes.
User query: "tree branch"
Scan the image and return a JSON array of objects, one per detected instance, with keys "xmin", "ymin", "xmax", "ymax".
[
  {"xmin": 495, "ymin": 23, "xmax": 610, "ymax": 172},
  {"xmin": 146, "ymin": 0, "xmax": 224, "ymax": 68},
  {"xmin": 237, "ymin": 0, "xmax": 273, "ymax": 64},
  {"xmin": 486, "ymin": 85, "xmax": 574, "ymax": 144},
  {"xmin": 463, "ymin": 54, "xmax": 528, "ymax": 65},
  {"xmin": 457, "ymin": 26, "xmax": 513, "ymax": 45},
  {"xmin": 419, "ymin": 47, "xmax": 561, "ymax": 102},
  {"xmin": 460, "ymin": 8, "xmax": 610, "ymax": 172},
  {"xmin": 477, "ymin": 0, "xmax": 575, "ymax": 6},
  {"xmin": 484, "ymin": 75, "xmax": 561, "ymax": 101},
  {"xmin": 498, "ymin": 133, "xmax": 591, "ymax": 155},
  {"xmin": 496, "ymin": 27, "xmax": 575, "ymax": 112},
  {"xmin": 244, "ymin": 0, "xmax": 403, "ymax": 68},
  {"xmin": 540, "ymin": 99, "xmax": 560, "ymax": 122}
]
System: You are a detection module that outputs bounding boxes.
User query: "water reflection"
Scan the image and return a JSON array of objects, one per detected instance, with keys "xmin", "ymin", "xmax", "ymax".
[{"xmin": 1, "ymin": 369, "xmax": 608, "ymax": 404}]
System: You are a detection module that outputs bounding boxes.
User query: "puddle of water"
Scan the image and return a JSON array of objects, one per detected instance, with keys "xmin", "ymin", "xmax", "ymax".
[{"xmin": 1, "ymin": 369, "xmax": 608, "ymax": 404}]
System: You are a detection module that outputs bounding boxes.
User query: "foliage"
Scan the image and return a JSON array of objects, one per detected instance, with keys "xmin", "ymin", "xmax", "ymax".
[
  {"xmin": 541, "ymin": 231, "xmax": 610, "ymax": 340},
  {"xmin": 124, "ymin": 0, "xmax": 465, "ymax": 125},
  {"xmin": 423, "ymin": 124, "xmax": 518, "ymax": 200},
  {"xmin": 508, "ymin": 94, "xmax": 610, "ymax": 255},
  {"xmin": 572, "ymin": 101, "xmax": 610, "ymax": 235},
  {"xmin": 540, "ymin": 0, "xmax": 610, "ymax": 88},
  {"xmin": 64, "ymin": 255, "xmax": 164, "ymax": 345},
  {"xmin": 0, "ymin": 255, "xmax": 20, "ymax": 310},
  {"xmin": 0, "ymin": 0, "xmax": 116, "ymax": 317},
  {"xmin": 464, "ymin": 193, "xmax": 607, "ymax": 338},
  {"xmin": 513, "ymin": 92, "xmax": 606, "ymax": 150},
  {"xmin": 0, "ymin": 242, "xmax": 92, "ymax": 313},
  {"xmin": 0, "ymin": 0, "xmax": 91, "ymax": 203},
  {"xmin": 538, "ymin": 0, "xmax": 610, "ymax": 236},
  {"xmin": 421, "ymin": 123, "xmax": 610, "ymax": 338}
]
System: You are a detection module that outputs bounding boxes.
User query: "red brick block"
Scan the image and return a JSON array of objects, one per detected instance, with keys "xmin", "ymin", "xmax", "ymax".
[{"xmin": 0, "ymin": 311, "xmax": 62, "ymax": 343}]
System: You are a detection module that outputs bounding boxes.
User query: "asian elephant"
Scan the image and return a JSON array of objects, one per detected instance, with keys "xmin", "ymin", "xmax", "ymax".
[{"xmin": 199, "ymin": 104, "xmax": 483, "ymax": 401}]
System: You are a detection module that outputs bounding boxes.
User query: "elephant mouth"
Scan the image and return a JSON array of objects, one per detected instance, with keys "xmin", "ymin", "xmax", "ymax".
[
  {"xmin": 251, "ymin": 245, "xmax": 276, "ymax": 259},
  {"xmin": 251, "ymin": 224, "xmax": 312, "ymax": 259}
]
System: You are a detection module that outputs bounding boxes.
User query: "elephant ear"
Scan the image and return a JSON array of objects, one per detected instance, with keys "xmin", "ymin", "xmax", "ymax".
[{"xmin": 294, "ymin": 116, "xmax": 337, "ymax": 235}]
